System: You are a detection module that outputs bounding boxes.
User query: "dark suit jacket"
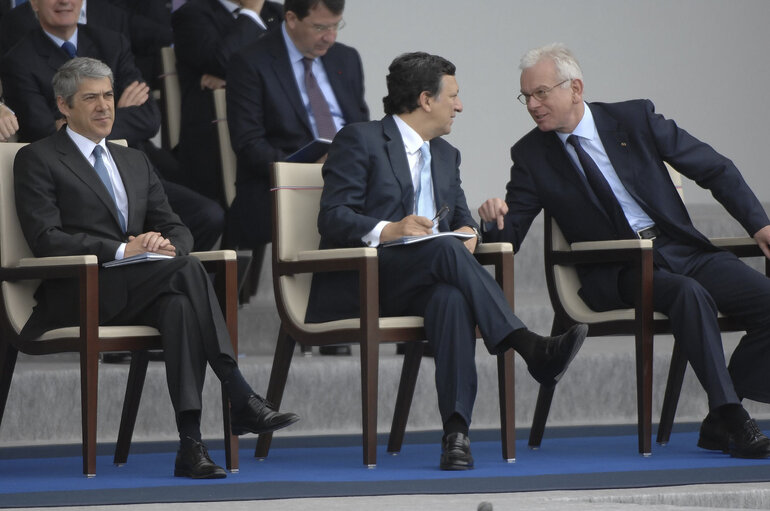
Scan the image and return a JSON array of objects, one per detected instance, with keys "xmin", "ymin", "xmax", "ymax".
[
  {"xmin": 226, "ymin": 26, "xmax": 369, "ymax": 248},
  {"xmin": 305, "ymin": 115, "xmax": 477, "ymax": 322},
  {"xmin": 484, "ymin": 99, "xmax": 770, "ymax": 311},
  {"xmin": 0, "ymin": 25, "xmax": 160, "ymax": 145},
  {"xmin": 14, "ymin": 127, "xmax": 191, "ymax": 330},
  {"xmin": 171, "ymin": 0, "xmax": 282, "ymax": 201},
  {"xmin": 0, "ymin": 1, "xmax": 130, "ymax": 56}
]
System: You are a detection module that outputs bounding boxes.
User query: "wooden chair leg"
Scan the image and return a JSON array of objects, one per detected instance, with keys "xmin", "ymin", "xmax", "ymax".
[
  {"xmin": 80, "ymin": 348, "xmax": 100, "ymax": 477},
  {"xmin": 528, "ymin": 385, "xmax": 555, "ymax": 448},
  {"xmin": 497, "ymin": 349, "xmax": 516, "ymax": 461},
  {"xmin": 387, "ymin": 341, "xmax": 424, "ymax": 454},
  {"xmin": 656, "ymin": 339, "xmax": 687, "ymax": 445},
  {"xmin": 255, "ymin": 326, "xmax": 295, "ymax": 459},
  {"xmin": 360, "ymin": 336, "xmax": 378, "ymax": 467},
  {"xmin": 0, "ymin": 339, "xmax": 18, "ymax": 428},
  {"xmin": 114, "ymin": 351, "xmax": 150, "ymax": 466},
  {"xmin": 635, "ymin": 328, "xmax": 654, "ymax": 455}
]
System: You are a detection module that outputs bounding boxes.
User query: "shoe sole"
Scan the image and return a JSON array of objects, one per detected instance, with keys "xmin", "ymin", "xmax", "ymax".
[
  {"xmin": 552, "ymin": 324, "xmax": 587, "ymax": 384},
  {"xmin": 697, "ymin": 436, "xmax": 728, "ymax": 453},
  {"xmin": 173, "ymin": 469, "xmax": 227, "ymax": 479},
  {"xmin": 231, "ymin": 414, "xmax": 301, "ymax": 436}
]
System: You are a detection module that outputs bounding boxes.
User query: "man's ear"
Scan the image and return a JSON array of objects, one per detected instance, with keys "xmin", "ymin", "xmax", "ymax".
[
  {"xmin": 570, "ymin": 78, "xmax": 584, "ymax": 104},
  {"xmin": 56, "ymin": 96, "xmax": 69, "ymax": 119},
  {"xmin": 418, "ymin": 90, "xmax": 433, "ymax": 112}
]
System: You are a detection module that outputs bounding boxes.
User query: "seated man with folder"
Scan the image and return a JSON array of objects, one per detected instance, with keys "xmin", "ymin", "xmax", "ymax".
[
  {"xmin": 305, "ymin": 51, "xmax": 587, "ymax": 471},
  {"xmin": 14, "ymin": 57, "xmax": 299, "ymax": 479}
]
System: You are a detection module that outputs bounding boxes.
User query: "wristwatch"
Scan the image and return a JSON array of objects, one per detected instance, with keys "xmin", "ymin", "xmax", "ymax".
[{"xmin": 470, "ymin": 226, "xmax": 482, "ymax": 245}]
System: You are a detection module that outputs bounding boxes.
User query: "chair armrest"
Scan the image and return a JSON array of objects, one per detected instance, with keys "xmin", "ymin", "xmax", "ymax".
[
  {"xmin": 474, "ymin": 242, "xmax": 513, "ymax": 255},
  {"xmin": 571, "ymin": 239, "xmax": 652, "ymax": 251},
  {"xmin": 551, "ymin": 239, "xmax": 653, "ymax": 266},
  {"xmin": 190, "ymin": 249, "xmax": 237, "ymax": 262},
  {"xmin": 296, "ymin": 247, "xmax": 376, "ymax": 261},
  {"xmin": 18, "ymin": 255, "xmax": 97, "ymax": 267}
]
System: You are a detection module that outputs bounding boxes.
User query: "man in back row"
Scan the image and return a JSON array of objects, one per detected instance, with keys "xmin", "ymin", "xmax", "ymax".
[
  {"xmin": 306, "ymin": 51, "xmax": 587, "ymax": 470},
  {"xmin": 480, "ymin": 43, "xmax": 770, "ymax": 459},
  {"xmin": 14, "ymin": 57, "xmax": 299, "ymax": 479}
]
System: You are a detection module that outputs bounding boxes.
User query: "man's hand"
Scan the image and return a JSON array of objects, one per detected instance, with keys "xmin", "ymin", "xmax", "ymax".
[
  {"xmin": 753, "ymin": 225, "xmax": 770, "ymax": 259},
  {"xmin": 380, "ymin": 215, "xmax": 433, "ymax": 243},
  {"xmin": 0, "ymin": 104, "xmax": 19, "ymax": 141},
  {"xmin": 117, "ymin": 81, "xmax": 150, "ymax": 108},
  {"xmin": 125, "ymin": 232, "xmax": 176, "ymax": 258},
  {"xmin": 200, "ymin": 73, "xmax": 226, "ymax": 90},
  {"xmin": 455, "ymin": 225, "xmax": 477, "ymax": 254},
  {"xmin": 478, "ymin": 198, "xmax": 508, "ymax": 231}
]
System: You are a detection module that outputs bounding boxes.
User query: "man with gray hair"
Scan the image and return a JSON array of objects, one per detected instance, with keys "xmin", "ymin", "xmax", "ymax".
[
  {"xmin": 14, "ymin": 57, "xmax": 299, "ymax": 479},
  {"xmin": 479, "ymin": 43, "xmax": 770, "ymax": 459}
]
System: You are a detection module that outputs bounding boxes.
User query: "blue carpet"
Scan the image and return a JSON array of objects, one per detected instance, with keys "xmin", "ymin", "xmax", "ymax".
[{"xmin": 1, "ymin": 425, "xmax": 770, "ymax": 507}]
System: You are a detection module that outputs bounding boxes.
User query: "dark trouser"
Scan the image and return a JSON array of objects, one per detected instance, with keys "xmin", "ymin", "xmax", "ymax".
[
  {"xmin": 103, "ymin": 256, "xmax": 235, "ymax": 413},
  {"xmin": 619, "ymin": 234, "xmax": 770, "ymax": 409},
  {"xmin": 377, "ymin": 237, "xmax": 525, "ymax": 426}
]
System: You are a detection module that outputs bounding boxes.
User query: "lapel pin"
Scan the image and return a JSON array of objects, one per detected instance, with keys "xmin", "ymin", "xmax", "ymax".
[{"xmin": 620, "ymin": 142, "xmax": 627, "ymax": 147}]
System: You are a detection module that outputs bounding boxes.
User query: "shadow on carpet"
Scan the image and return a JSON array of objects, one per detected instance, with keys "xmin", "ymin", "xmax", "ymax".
[{"xmin": 2, "ymin": 423, "xmax": 770, "ymax": 508}]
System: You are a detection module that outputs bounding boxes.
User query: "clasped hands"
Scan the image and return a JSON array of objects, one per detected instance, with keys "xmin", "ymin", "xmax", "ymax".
[
  {"xmin": 125, "ymin": 231, "xmax": 176, "ymax": 258},
  {"xmin": 380, "ymin": 215, "xmax": 477, "ymax": 253}
]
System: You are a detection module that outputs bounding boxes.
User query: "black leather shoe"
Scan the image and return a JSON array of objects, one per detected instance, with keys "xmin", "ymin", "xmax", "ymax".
[
  {"xmin": 319, "ymin": 345, "xmax": 351, "ymax": 355},
  {"xmin": 527, "ymin": 323, "xmax": 588, "ymax": 387},
  {"xmin": 697, "ymin": 412, "xmax": 729, "ymax": 453},
  {"xmin": 102, "ymin": 352, "xmax": 131, "ymax": 364},
  {"xmin": 174, "ymin": 438, "xmax": 227, "ymax": 479},
  {"xmin": 440, "ymin": 432, "xmax": 474, "ymax": 470},
  {"xmin": 231, "ymin": 394, "xmax": 300, "ymax": 435},
  {"xmin": 728, "ymin": 419, "xmax": 770, "ymax": 459}
]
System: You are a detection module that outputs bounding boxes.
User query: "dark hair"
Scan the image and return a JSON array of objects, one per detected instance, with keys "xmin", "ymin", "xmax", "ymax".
[
  {"xmin": 382, "ymin": 52, "xmax": 456, "ymax": 115},
  {"xmin": 284, "ymin": 0, "xmax": 345, "ymax": 19}
]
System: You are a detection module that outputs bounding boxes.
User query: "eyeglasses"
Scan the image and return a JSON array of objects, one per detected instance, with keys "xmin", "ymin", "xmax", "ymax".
[
  {"xmin": 309, "ymin": 18, "xmax": 346, "ymax": 33},
  {"xmin": 517, "ymin": 79, "xmax": 569, "ymax": 105}
]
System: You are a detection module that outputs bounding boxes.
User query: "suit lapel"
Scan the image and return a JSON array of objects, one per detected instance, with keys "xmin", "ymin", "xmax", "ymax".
[
  {"xmin": 321, "ymin": 46, "xmax": 353, "ymax": 122},
  {"xmin": 33, "ymin": 28, "xmax": 67, "ymax": 75},
  {"xmin": 107, "ymin": 143, "xmax": 135, "ymax": 231},
  {"xmin": 54, "ymin": 130, "xmax": 125, "ymax": 231},
  {"xmin": 269, "ymin": 31, "xmax": 313, "ymax": 133},
  {"xmin": 382, "ymin": 116, "xmax": 414, "ymax": 215}
]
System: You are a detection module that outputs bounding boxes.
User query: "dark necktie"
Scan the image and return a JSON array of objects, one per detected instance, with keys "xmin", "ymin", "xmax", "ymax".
[
  {"xmin": 92, "ymin": 145, "xmax": 126, "ymax": 232},
  {"xmin": 567, "ymin": 134, "xmax": 634, "ymax": 238},
  {"xmin": 301, "ymin": 57, "xmax": 337, "ymax": 140},
  {"xmin": 61, "ymin": 41, "xmax": 77, "ymax": 58}
]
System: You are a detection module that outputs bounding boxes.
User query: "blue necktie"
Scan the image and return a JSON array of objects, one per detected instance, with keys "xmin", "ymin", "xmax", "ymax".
[
  {"xmin": 13, "ymin": 0, "xmax": 28, "ymax": 7},
  {"xmin": 415, "ymin": 142, "xmax": 434, "ymax": 221},
  {"xmin": 567, "ymin": 135, "xmax": 633, "ymax": 238},
  {"xmin": 61, "ymin": 41, "xmax": 77, "ymax": 59},
  {"xmin": 92, "ymin": 145, "xmax": 126, "ymax": 232}
]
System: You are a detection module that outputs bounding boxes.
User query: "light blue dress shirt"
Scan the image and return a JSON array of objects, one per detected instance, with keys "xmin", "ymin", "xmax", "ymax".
[
  {"xmin": 282, "ymin": 24, "xmax": 345, "ymax": 138},
  {"xmin": 557, "ymin": 103, "xmax": 654, "ymax": 233}
]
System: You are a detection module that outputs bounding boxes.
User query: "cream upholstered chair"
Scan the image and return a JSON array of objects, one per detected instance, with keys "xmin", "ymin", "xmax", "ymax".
[
  {"xmin": 213, "ymin": 87, "xmax": 266, "ymax": 304},
  {"xmin": 530, "ymin": 165, "xmax": 767, "ymax": 455},
  {"xmin": 254, "ymin": 162, "xmax": 517, "ymax": 467},
  {"xmin": 159, "ymin": 46, "xmax": 181, "ymax": 151},
  {"xmin": 0, "ymin": 141, "xmax": 240, "ymax": 476}
]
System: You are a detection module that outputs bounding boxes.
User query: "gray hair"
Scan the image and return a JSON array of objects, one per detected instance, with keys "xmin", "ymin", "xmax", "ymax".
[
  {"xmin": 52, "ymin": 57, "xmax": 114, "ymax": 107},
  {"xmin": 520, "ymin": 43, "xmax": 583, "ymax": 86}
]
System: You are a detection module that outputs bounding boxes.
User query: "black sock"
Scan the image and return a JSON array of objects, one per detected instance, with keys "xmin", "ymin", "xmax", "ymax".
[
  {"xmin": 443, "ymin": 413, "xmax": 469, "ymax": 437},
  {"xmin": 500, "ymin": 328, "xmax": 541, "ymax": 361},
  {"xmin": 213, "ymin": 354, "xmax": 254, "ymax": 410},
  {"xmin": 716, "ymin": 403, "xmax": 750, "ymax": 433},
  {"xmin": 177, "ymin": 410, "xmax": 202, "ymax": 443}
]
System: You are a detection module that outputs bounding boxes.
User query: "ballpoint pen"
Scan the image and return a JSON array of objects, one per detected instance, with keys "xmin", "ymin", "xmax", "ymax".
[{"xmin": 432, "ymin": 204, "xmax": 449, "ymax": 226}]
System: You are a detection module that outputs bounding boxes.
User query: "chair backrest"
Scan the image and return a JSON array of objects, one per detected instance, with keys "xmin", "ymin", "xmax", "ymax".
[
  {"xmin": 213, "ymin": 88, "xmax": 237, "ymax": 207},
  {"xmin": 0, "ymin": 140, "xmax": 129, "ymax": 335},
  {"xmin": 271, "ymin": 162, "xmax": 324, "ymax": 327},
  {"xmin": 159, "ymin": 46, "xmax": 181, "ymax": 151},
  {"xmin": 548, "ymin": 162, "xmax": 682, "ymax": 324}
]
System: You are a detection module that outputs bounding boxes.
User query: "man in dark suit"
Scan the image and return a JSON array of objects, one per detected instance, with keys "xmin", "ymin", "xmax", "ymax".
[
  {"xmin": 172, "ymin": 0, "xmax": 283, "ymax": 202},
  {"xmin": 479, "ymin": 43, "xmax": 770, "ymax": 459},
  {"xmin": 225, "ymin": 0, "xmax": 369, "ymax": 251},
  {"xmin": 14, "ymin": 57, "xmax": 298, "ymax": 478},
  {"xmin": 0, "ymin": 0, "xmax": 224, "ymax": 254},
  {"xmin": 307, "ymin": 52, "xmax": 587, "ymax": 470}
]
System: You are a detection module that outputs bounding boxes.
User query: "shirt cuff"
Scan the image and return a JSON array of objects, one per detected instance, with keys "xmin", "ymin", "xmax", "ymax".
[
  {"xmin": 115, "ymin": 242, "xmax": 126, "ymax": 260},
  {"xmin": 362, "ymin": 221, "xmax": 389, "ymax": 248},
  {"xmin": 237, "ymin": 8, "xmax": 268, "ymax": 30}
]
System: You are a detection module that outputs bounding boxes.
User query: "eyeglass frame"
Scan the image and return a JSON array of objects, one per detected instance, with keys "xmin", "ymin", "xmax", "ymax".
[
  {"xmin": 517, "ymin": 79, "xmax": 570, "ymax": 105},
  {"xmin": 308, "ymin": 18, "xmax": 346, "ymax": 33}
]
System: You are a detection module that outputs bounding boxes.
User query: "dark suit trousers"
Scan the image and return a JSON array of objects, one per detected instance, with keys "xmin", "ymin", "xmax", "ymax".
[
  {"xmin": 103, "ymin": 256, "xmax": 235, "ymax": 413},
  {"xmin": 619, "ymin": 234, "xmax": 770, "ymax": 409},
  {"xmin": 377, "ymin": 236, "xmax": 525, "ymax": 426}
]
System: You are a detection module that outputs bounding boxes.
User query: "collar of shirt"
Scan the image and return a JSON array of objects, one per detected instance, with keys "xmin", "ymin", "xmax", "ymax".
[
  {"xmin": 80, "ymin": 0, "xmax": 87, "ymax": 24},
  {"xmin": 44, "ymin": 26, "xmax": 78, "ymax": 51},
  {"xmin": 282, "ymin": 23, "xmax": 305, "ymax": 66},
  {"xmin": 556, "ymin": 101, "xmax": 596, "ymax": 146},
  {"xmin": 392, "ymin": 114, "xmax": 427, "ymax": 174},
  {"xmin": 218, "ymin": 0, "xmax": 240, "ymax": 15},
  {"xmin": 65, "ymin": 125, "xmax": 104, "ymax": 163}
]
